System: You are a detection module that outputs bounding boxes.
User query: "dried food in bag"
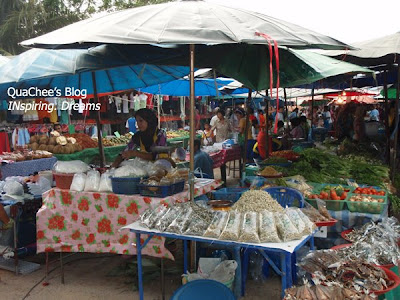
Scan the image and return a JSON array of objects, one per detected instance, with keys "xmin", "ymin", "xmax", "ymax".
[
  {"xmin": 219, "ymin": 211, "xmax": 241, "ymax": 241},
  {"xmin": 203, "ymin": 212, "xmax": 228, "ymax": 238},
  {"xmin": 239, "ymin": 212, "xmax": 260, "ymax": 243},
  {"xmin": 274, "ymin": 212, "xmax": 302, "ymax": 242},
  {"xmin": 259, "ymin": 211, "xmax": 281, "ymax": 243},
  {"xmin": 141, "ymin": 205, "xmax": 168, "ymax": 228},
  {"xmin": 167, "ymin": 207, "xmax": 193, "ymax": 234},
  {"xmin": 316, "ymin": 199, "xmax": 332, "ymax": 220},
  {"xmin": 285, "ymin": 208, "xmax": 307, "ymax": 236},
  {"xmin": 140, "ymin": 208, "xmax": 153, "ymax": 227},
  {"xmin": 184, "ymin": 214, "xmax": 210, "ymax": 236},
  {"xmin": 296, "ymin": 209, "xmax": 317, "ymax": 234},
  {"xmin": 154, "ymin": 206, "xmax": 183, "ymax": 232}
]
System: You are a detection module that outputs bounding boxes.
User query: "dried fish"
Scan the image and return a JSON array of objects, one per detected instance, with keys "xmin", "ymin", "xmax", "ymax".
[{"xmin": 231, "ymin": 190, "xmax": 283, "ymax": 213}]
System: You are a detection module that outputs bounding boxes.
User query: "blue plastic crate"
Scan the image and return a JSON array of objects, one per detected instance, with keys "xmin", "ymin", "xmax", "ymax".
[
  {"xmin": 264, "ymin": 186, "xmax": 305, "ymax": 208},
  {"xmin": 138, "ymin": 180, "xmax": 185, "ymax": 198},
  {"xmin": 111, "ymin": 177, "xmax": 142, "ymax": 195},
  {"xmin": 211, "ymin": 187, "xmax": 249, "ymax": 202}
]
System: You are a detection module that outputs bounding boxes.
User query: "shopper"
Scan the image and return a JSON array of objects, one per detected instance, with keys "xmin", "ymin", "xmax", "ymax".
[
  {"xmin": 112, "ymin": 108, "xmax": 166, "ymax": 167},
  {"xmin": 211, "ymin": 109, "xmax": 231, "ymax": 143},
  {"xmin": 288, "ymin": 108, "xmax": 299, "ymax": 120},
  {"xmin": 202, "ymin": 123, "xmax": 214, "ymax": 146},
  {"xmin": 322, "ymin": 106, "xmax": 332, "ymax": 130},
  {"xmin": 126, "ymin": 111, "xmax": 137, "ymax": 134},
  {"xmin": 368, "ymin": 104, "xmax": 380, "ymax": 122},
  {"xmin": 194, "ymin": 139, "xmax": 214, "ymax": 179}
]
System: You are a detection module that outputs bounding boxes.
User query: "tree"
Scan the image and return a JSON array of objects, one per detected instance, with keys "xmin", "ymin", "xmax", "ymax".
[{"xmin": 0, "ymin": 0, "xmax": 173, "ymax": 55}]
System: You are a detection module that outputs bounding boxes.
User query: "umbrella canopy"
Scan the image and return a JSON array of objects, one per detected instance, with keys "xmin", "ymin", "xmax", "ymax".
[
  {"xmin": 21, "ymin": 1, "xmax": 351, "ymax": 50},
  {"xmin": 324, "ymin": 31, "xmax": 400, "ymax": 67},
  {"xmin": 0, "ymin": 46, "xmax": 190, "ymax": 98},
  {"xmin": 140, "ymin": 78, "xmax": 233, "ymax": 96},
  {"xmin": 0, "ymin": 55, "xmax": 9, "ymax": 66}
]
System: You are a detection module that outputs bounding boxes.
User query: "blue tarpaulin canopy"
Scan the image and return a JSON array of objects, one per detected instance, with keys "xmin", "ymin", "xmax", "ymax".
[{"xmin": 141, "ymin": 78, "xmax": 233, "ymax": 96}]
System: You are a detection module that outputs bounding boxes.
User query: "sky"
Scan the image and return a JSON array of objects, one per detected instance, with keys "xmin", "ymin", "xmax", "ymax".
[{"xmin": 208, "ymin": 0, "xmax": 399, "ymax": 44}]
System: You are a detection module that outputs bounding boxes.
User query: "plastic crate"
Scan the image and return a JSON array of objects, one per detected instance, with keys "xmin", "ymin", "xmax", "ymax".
[
  {"xmin": 211, "ymin": 187, "xmax": 249, "ymax": 202},
  {"xmin": 138, "ymin": 180, "xmax": 185, "ymax": 198},
  {"xmin": 346, "ymin": 194, "xmax": 387, "ymax": 214},
  {"xmin": 352, "ymin": 185, "xmax": 388, "ymax": 202},
  {"xmin": 53, "ymin": 172, "xmax": 74, "ymax": 190},
  {"xmin": 264, "ymin": 187, "xmax": 305, "ymax": 208},
  {"xmin": 306, "ymin": 198, "xmax": 346, "ymax": 211},
  {"xmin": 111, "ymin": 177, "xmax": 142, "ymax": 195}
]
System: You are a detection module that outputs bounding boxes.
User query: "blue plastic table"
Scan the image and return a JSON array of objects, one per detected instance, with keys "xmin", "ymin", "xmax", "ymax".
[
  {"xmin": 0, "ymin": 157, "xmax": 57, "ymax": 179},
  {"xmin": 125, "ymin": 222, "xmax": 315, "ymax": 300}
]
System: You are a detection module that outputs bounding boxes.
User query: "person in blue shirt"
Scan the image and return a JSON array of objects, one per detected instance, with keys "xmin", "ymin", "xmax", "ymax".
[
  {"xmin": 194, "ymin": 139, "xmax": 214, "ymax": 179},
  {"xmin": 368, "ymin": 105, "xmax": 380, "ymax": 122},
  {"xmin": 126, "ymin": 111, "xmax": 137, "ymax": 134}
]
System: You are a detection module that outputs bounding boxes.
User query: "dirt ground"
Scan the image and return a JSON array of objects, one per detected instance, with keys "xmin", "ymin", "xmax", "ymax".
[{"xmin": 0, "ymin": 166, "xmax": 282, "ymax": 300}]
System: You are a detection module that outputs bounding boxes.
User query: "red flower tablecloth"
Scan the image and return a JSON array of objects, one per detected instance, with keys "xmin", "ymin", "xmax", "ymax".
[{"xmin": 36, "ymin": 179, "xmax": 222, "ymax": 258}]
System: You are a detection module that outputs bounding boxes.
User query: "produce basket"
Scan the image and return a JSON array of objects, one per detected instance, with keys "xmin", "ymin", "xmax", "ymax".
[
  {"xmin": 340, "ymin": 229, "xmax": 353, "ymax": 242},
  {"xmin": 315, "ymin": 219, "xmax": 338, "ymax": 227},
  {"xmin": 306, "ymin": 198, "xmax": 346, "ymax": 211},
  {"xmin": 138, "ymin": 180, "xmax": 185, "ymax": 198},
  {"xmin": 211, "ymin": 187, "xmax": 249, "ymax": 202},
  {"xmin": 111, "ymin": 177, "xmax": 143, "ymax": 195},
  {"xmin": 53, "ymin": 172, "xmax": 74, "ymax": 190},
  {"xmin": 306, "ymin": 184, "xmax": 354, "ymax": 211},
  {"xmin": 346, "ymin": 194, "xmax": 387, "ymax": 214}
]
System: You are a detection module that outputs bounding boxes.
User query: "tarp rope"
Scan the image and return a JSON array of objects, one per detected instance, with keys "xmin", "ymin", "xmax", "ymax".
[{"xmin": 255, "ymin": 32, "xmax": 280, "ymax": 133}]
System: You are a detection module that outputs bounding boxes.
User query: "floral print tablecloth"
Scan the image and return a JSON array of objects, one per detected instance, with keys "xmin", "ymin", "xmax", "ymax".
[{"xmin": 36, "ymin": 179, "xmax": 221, "ymax": 259}]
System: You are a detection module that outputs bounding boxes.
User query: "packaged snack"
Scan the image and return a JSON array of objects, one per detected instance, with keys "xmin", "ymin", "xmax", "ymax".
[
  {"xmin": 238, "ymin": 212, "xmax": 260, "ymax": 243},
  {"xmin": 259, "ymin": 211, "xmax": 281, "ymax": 243},
  {"xmin": 219, "ymin": 211, "xmax": 241, "ymax": 241}
]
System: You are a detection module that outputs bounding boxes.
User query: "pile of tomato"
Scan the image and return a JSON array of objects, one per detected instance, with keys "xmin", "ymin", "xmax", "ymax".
[
  {"xmin": 308, "ymin": 189, "xmax": 348, "ymax": 200},
  {"xmin": 354, "ymin": 187, "xmax": 386, "ymax": 196}
]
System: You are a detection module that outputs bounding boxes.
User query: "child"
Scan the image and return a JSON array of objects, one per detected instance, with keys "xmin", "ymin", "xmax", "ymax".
[{"xmin": 202, "ymin": 123, "xmax": 214, "ymax": 146}]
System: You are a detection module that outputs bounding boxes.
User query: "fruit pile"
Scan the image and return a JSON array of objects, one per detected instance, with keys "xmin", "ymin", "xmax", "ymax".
[{"xmin": 353, "ymin": 186, "xmax": 386, "ymax": 196}]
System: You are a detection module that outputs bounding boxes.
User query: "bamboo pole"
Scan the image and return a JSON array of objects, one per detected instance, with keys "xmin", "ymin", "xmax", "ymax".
[
  {"xmin": 265, "ymin": 93, "xmax": 270, "ymax": 158},
  {"xmin": 189, "ymin": 44, "xmax": 195, "ymax": 201},
  {"xmin": 241, "ymin": 89, "xmax": 252, "ymax": 178},
  {"xmin": 384, "ymin": 69, "xmax": 390, "ymax": 164},
  {"xmin": 391, "ymin": 65, "xmax": 400, "ymax": 182}
]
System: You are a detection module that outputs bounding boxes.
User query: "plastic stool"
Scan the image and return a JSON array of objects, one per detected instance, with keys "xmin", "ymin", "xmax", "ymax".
[{"xmin": 171, "ymin": 279, "xmax": 236, "ymax": 300}]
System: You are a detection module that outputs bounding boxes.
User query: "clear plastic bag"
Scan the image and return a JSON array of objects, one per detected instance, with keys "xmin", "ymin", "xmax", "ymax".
[
  {"xmin": 84, "ymin": 170, "xmax": 100, "ymax": 192},
  {"xmin": 296, "ymin": 209, "xmax": 316, "ymax": 234},
  {"xmin": 259, "ymin": 211, "xmax": 281, "ymax": 243},
  {"xmin": 70, "ymin": 173, "xmax": 87, "ymax": 192},
  {"xmin": 141, "ymin": 205, "xmax": 168, "ymax": 229},
  {"xmin": 3, "ymin": 181, "xmax": 24, "ymax": 196},
  {"xmin": 274, "ymin": 212, "xmax": 302, "ymax": 242},
  {"xmin": 167, "ymin": 207, "xmax": 193, "ymax": 234},
  {"xmin": 99, "ymin": 171, "xmax": 113, "ymax": 192},
  {"xmin": 301, "ymin": 201, "xmax": 328, "ymax": 222},
  {"xmin": 239, "ymin": 212, "xmax": 260, "ymax": 243},
  {"xmin": 316, "ymin": 198, "xmax": 332, "ymax": 220},
  {"xmin": 184, "ymin": 214, "xmax": 210, "ymax": 236},
  {"xmin": 155, "ymin": 206, "xmax": 182, "ymax": 232},
  {"xmin": 285, "ymin": 208, "xmax": 307, "ymax": 236},
  {"xmin": 219, "ymin": 211, "xmax": 241, "ymax": 241},
  {"xmin": 204, "ymin": 212, "xmax": 228, "ymax": 238},
  {"xmin": 53, "ymin": 160, "xmax": 90, "ymax": 174}
]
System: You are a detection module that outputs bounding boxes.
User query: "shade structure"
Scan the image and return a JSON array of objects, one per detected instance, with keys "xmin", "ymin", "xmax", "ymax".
[
  {"xmin": 0, "ymin": 46, "xmax": 190, "ymax": 98},
  {"xmin": 324, "ymin": 31, "xmax": 400, "ymax": 67},
  {"xmin": 140, "ymin": 78, "xmax": 233, "ymax": 96},
  {"xmin": 0, "ymin": 55, "xmax": 9, "ymax": 66},
  {"xmin": 21, "ymin": 1, "xmax": 351, "ymax": 50}
]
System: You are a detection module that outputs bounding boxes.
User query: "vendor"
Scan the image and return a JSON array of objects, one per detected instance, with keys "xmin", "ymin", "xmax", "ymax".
[
  {"xmin": 52, "ymin": 123, "xmax": 62, "ymax": 135},
  {"xmin": 194, "ymin": 139, "xmax": 214, "ymax": 179},
  {"xmin": 112, "ymin": 108, "xmax": 167, "ymax": 168}
]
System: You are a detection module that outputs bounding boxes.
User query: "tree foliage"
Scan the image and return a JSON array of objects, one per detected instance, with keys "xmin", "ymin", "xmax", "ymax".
[{"xmin": 0, "ymin": 0, "xmax": 172, "ymax": 55}]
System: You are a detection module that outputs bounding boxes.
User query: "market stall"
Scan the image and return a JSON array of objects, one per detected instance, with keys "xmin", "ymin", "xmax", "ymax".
[
  {"xmin": 36, "ymin": 179, "xmax": 222, "ymax": 256},
  {"xmin": 0, "ymin": 157, "xmax": 57, "ymax": 179}
]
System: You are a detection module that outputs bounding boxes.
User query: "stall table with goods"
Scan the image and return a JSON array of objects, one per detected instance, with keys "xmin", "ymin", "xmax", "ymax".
[
  {"xmin": 0, "ymin": 152, "xmax": 56, "ymax": 179},
  {"xmin": 36, "ymin": 179, "xmax": 222, "ymax": 257},
  {"xmin": 53, "ymin": 145, "xmax": 126, "ymax": 164},
  {"xmin": 120, "ymin": 189, "xmax": 328, "ymax": 299}
]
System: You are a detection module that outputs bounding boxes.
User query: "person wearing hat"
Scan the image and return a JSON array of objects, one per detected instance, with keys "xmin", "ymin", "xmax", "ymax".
[{"xmin": 112, "ymin": 108, "xmax": 167, "ymax": 168}]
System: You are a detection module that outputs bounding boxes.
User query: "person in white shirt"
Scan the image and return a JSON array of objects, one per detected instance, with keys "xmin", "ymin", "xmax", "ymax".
[
  {"xmin": 322, "ymin": 106, "xmax": 332, "ymax": 130},
  {"xmin": 210, "ymin": 107, "xmax": 220, "ymax": 135}
]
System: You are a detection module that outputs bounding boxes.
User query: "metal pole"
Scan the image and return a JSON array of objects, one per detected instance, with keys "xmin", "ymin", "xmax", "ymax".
[
  {"xmin": 284, "ymin": 88, "xmax": 288, "ymax": 120},
  {"xmin": 391, "ymin": 65, "xmax": 400, "ymax": 182},
  {"xmin": 310, "ymin": 87, "xmax": 315, "ymax": 128},
  {"xmin": 91, "ymin": 72, "xmax": 105, "ymax": 167},
  {"xmin": 384, "ymin": 69, "xmax": 390, "ymax": 164},
  {"xmin": 241, "ymin": 89, "xmax": 252, "ymax": 178},
  {"xmin": 265, "ymin": 93, "xmax": 270, "ymax": 158},
  {"xmin": 189, "ymin": 44, "xmax": 196, "ymax": 272}
]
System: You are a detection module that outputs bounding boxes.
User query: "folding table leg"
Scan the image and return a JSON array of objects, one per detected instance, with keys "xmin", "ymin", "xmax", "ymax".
[
  {"xmin": 45, "ymin": 252, "xmax": 49, "ymax": 280},
  {"xmin": 183, "ymin": 240, "xmax": 188, "ymax": 274},
  {"xmin": 233, "ymin": 246, "xmax": 241, "ymax": 299},
  {"xmin": 60, "ymin": 252, "xmax": 64, "ymax": 284},
  {"xmin": 280, "ymin": 253, "xmax": 287, "ymax": 298},
  {"xmin": 161, "ymin": 258, "xmax": 165, "ymax": 300},
  {"xmin": 136, "ymin": 233, "xmax": 144, "ymax": 300}
]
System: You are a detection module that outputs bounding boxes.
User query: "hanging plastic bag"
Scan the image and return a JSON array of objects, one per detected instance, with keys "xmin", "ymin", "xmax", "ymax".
[
  {"xmin": 84, "ymin": 170, "xmax": 100, "ymax": 192},
  {"xmin": 70, "ymin": 173, "xmax": 87, "ymax": 192},
  {"xmin": 239, "ymin": 212, "xmax": 260, "ymax": 243},
  {"xmin": 99, "ymin": 172, "xmax": 113, "ymax": 192},
  {"xmin": 259, "ymin": 211, "xmax": 281, "ymax": 243}
]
